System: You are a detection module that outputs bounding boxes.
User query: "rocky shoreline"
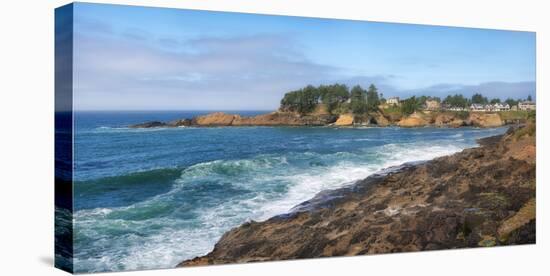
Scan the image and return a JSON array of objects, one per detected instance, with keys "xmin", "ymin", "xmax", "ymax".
[
  {"xmin": 178, "ymin": 123, "xmax": 535, "ymax": 267},
  {"xmin": 129, "ymin": 110, "xmax": 522, "ymax": 129}
]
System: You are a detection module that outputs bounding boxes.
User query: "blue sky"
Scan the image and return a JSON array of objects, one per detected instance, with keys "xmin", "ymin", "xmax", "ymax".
[{"xmin": 72, "ymin": 3, "xmax": 536, "ymax": 110}]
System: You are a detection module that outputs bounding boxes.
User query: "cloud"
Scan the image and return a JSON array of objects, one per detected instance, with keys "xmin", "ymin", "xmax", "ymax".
[
  {"xmin": 73, "ymin": 28, "xmax": 347, "ymax": 110},
  {"xmin": 73, "ymin": 20, "xmax": 536, "ymax": 110}
]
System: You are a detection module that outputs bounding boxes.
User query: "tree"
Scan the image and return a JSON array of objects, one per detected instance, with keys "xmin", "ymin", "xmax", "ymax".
[
  {"xmin": 366, "ymin": 84, "xmax": 380, "ymax": 112},
  {"xmin": 350, "ymin": 85, "xmax": 367, "ymax": 114},
  {"xmin": 443, "ymin": 94, "xmax": 468, "ymax": 108},
  {"xmin": 320, "ymin": 84, "xmax": 349, "ymax": 113},
  {"xmin": 401, "ymin": 96, "xmax": 420, "ymax": 115},
  {"xmin": 279, "ymin": 85, "xmax": 320, "ymax": 114},
  {"xmin": 380, "ymin": 93, "xmax": 386, "ymax": 104},
  {"xmin": 490, "ymin": 98, "xmax": 501, "ymax": 104},
  {"xmin": 505, "ymin": 98, "xmax": 519, "ymax": 107},
  {"xmin": 471, "ymin": 93, "xmax": 488, "ymax": 104},
  {"xmin": 527, "ymin": 95, "xmax": 533, "ymax": 101}
]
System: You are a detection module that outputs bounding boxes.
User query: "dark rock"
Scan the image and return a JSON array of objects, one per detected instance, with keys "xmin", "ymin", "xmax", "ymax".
[{"xmin": 128, "ymin": 121, "xmax": 166, "ymax": 128}]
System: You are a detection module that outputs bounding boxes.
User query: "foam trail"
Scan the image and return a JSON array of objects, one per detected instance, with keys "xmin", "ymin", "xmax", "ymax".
[{"xmin": 73, "ymin": 126, "xmax": 507, "ymax": 272}]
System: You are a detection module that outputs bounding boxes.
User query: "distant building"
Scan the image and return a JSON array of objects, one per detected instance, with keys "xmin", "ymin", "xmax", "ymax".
[
  {"xmin": 425, "ymin": 100, "xmax": 440, "ymax": 111},
  {"xmin": 441, "ymin": 104, "xmax": 466, "ymax": 111},
  {"xmin": 470, "ymin": 103, "xmax": 511, "ymax": 112},
  {"xmin": 448, "ymin": 106, "xmax": 466, "ymax": 111},
  {"xmin": 493, "ymin": 103, "xmax": 510, "ymax": 111},
  {"xmin": 387, "ymin": 97, "xmax": 400, "ymax": 106},
  {"xmin": 470, "ymin": 103, "xmax": 486, "ymax": 112},
  {"xmin": 518, "ymin": 101, "xmax": 536, "ymax": 111}
]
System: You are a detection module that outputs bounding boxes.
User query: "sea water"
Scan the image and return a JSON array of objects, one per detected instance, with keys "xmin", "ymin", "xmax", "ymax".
[{"xmin": 72, "ymin": 111, "xmax": 507, "ymax": 272}]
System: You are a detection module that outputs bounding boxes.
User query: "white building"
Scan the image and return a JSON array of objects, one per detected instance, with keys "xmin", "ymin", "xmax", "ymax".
[
  {"xmin": 387, "ymin": 97, "xmax": 400, "ymax": 106},
  {"xmin": 425, "ymin": 100, "xmax": 440, "ymax": 111},
  {"xmin": 518, "ymin": 101, "xmax": 536, "ymax": 111},
  {"xmin": 493, "ymin": 103, "xmax": 510, "ymax": 111},
  {"xmin": 470, "ymin": 103, "xmax": 510, "ymax": 112},
  {"xmin": 470, "ymin": 103, "xmax": 486, "ymax": 111}
]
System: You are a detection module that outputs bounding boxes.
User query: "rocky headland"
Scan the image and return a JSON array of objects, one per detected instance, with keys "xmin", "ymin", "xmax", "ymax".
[
  {"xmin": 129, "ymin": 109, "xmax": 524, "ymax": 129},
  {"xmin": 178, "ymin": 123, "xmax": 536, "ymax": 267}
]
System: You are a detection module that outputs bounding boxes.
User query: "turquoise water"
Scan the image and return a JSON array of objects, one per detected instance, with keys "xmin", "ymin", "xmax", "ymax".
[{"xmin": 73, "ymin": 111, "xmax": 506, "ymax": 272}]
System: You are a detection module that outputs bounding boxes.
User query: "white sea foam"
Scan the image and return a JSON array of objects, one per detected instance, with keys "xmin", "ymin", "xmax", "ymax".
[{"xmin": 73, "ymin": 135, "xmax": 475, "ymax": 272}]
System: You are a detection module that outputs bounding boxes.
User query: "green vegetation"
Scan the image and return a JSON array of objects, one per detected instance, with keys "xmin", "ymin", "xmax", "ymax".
[
  {"xmin": 416, "ymin": 95, "xmax": 440, "ymax": 105},
  {"xmin": 350, "ymin": 85, "xmax": 367, "ymax": 114},
  {"xmin": 471, "ymin": 93, "xmax": 489, "ymax": 104},
  {"xmin": 443, "ymin": 94, "xmax": 469, "ymax": 108},
  {"xmin": 366, "ymin": 84, "xmax": 381, "ymax": 111},
  {"xmin": 279, "ymin": 85, "xmax": 320, "ymax": 114},
  {"xmin": 452, "ymin": 110, "xmax": 470, "ymax": 120},
  {"xmin": 400, "ymin": 96, "xmax": 420, "ymax": 115},
  {"xmin": 505, "ymin": 98, "xmax": 519, "ymax": 107},
  {"xmin": 318, "ymin": 84, "xmax": 350, "ymax": 113},
  {"xmin": 499, "ymin": 110, "xmax": 533, "ymax": 121},
  {"xmin": 280, "ymin": 85, "xmax": 534, "ymax": 117},
  {"xmin": 280, "ymin": 83, "xmax": 381, "ymax": 115}
]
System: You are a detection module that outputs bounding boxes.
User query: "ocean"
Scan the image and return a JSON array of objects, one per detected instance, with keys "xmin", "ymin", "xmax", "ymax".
[{"xmin": 72, "ymin": 111, "xmax": 507, "ymax": 272}]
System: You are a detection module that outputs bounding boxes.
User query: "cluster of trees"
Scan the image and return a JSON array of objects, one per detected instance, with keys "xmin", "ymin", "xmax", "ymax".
[
  {"xmin": 280, "ymin": 83, "xmax": 381, "ymax": 115},
  {"xmin": 441, "ymin": 93, "xmax": 533, "ymax": 108},
  {"xmin": 281, "ymin": 85, "xmax": 533, "ymax": 116},
  {"xmin": 349, "ymin": 85, "xmax": 380, "ymax": 114}
]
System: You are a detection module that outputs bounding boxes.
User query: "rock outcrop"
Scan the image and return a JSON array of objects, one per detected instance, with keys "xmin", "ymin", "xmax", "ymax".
[
  {"xmin": 128, "ymin": 121, "xmax": 167, "ymax": 128},
  {"xmin": 334, "ymin": 114, "xmax": 354, "ymax": 126},
  {"xmin": 129, "ymin": 110, "xmax": 512, "ymax": 129},
  {"xmin": 233, "ymin": 112, "xmax": 337, "ymax": 126},
  {"xmin": 467, "ymin": 113, "xmax": 504, "ymax": 128},
  {"xmin": 192, "ymin": 112, "xmax": 238, "ymax": 126},
  {"xmin": 167, "ymin": 119, "xmax": 192, "ymax": 127},
  {"xmin": 372, "ymin": 113, "xmax": 390, "ymax": 127},
  {"xmin": 397, "ymin": 112, "xmax": 429, "ymax": 127},
  {"xmin": 179, "ymin": 125, "xmax": 536, "ymax": 267},
  {"xmin": 434, "ymin": 114, "xmax": 465, "ymax": 128}
]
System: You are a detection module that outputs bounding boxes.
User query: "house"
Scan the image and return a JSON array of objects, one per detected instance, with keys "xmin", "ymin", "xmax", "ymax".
[
  {"xmin": 493, "ymin": 103, "xmax": 510, "ymax": 111},
  {"xmin": 448, "ymin": 106, "xmax": 466, "ymax": 111},
  {"xmin": 441, "ymin": 104, "xmax": 466, "ymax": 111},
  {"xmin": 387, "ymin": 97, "xmax": 400, "ymax": 106},
  {"xmin": 470, "ymin": 103, "xmax": 486, "ymax": 112},
  {"xmin": 518, "ymin": 101, "xmax": 536, "ymax": 111},
  {"xmin": 425, "ymin": 100, "xmax": 440, "ymax": 111}
]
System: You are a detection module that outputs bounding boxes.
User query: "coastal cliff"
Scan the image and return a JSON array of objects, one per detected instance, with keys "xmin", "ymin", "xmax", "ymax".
[
  {"xmin": 130, "ymin": 110, "xmax": 516, "ymax": 128},
  {"xmin": 179, "ymin": 123, "xmax": 535, "ymax": 267}
]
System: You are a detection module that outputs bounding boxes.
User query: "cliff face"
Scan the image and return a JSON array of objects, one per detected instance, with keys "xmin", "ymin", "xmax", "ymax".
[
  {"xmin": 467, "ymin": 113, "xmax": 504, "ymax": 128},
  {"xmin": 179, "ymin": 125, "xmax": 535, "ymax": 267},
  {"xmin": 397, "ymin": 112, "xmax": 429, "ymax": 127},
  {"xmin": 130, "ymin": 111, "xmax": 510, "ymax": 128},
  {"xmin": 334, "ymin": 114, "xmax": 354, "ymax": 126},
  {"xmin": 192, "ymin": 112, "xmax": 237, "ymax": 126}
]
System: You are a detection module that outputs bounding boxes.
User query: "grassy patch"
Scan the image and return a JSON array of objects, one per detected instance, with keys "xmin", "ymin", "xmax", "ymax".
[
  {"xmin": 499, "ymin": 110, "xmax": 533, "ymax": 121},
  {"xmin": 513, "ymin": 122, "xmax": 536, "ymax": 140}
]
